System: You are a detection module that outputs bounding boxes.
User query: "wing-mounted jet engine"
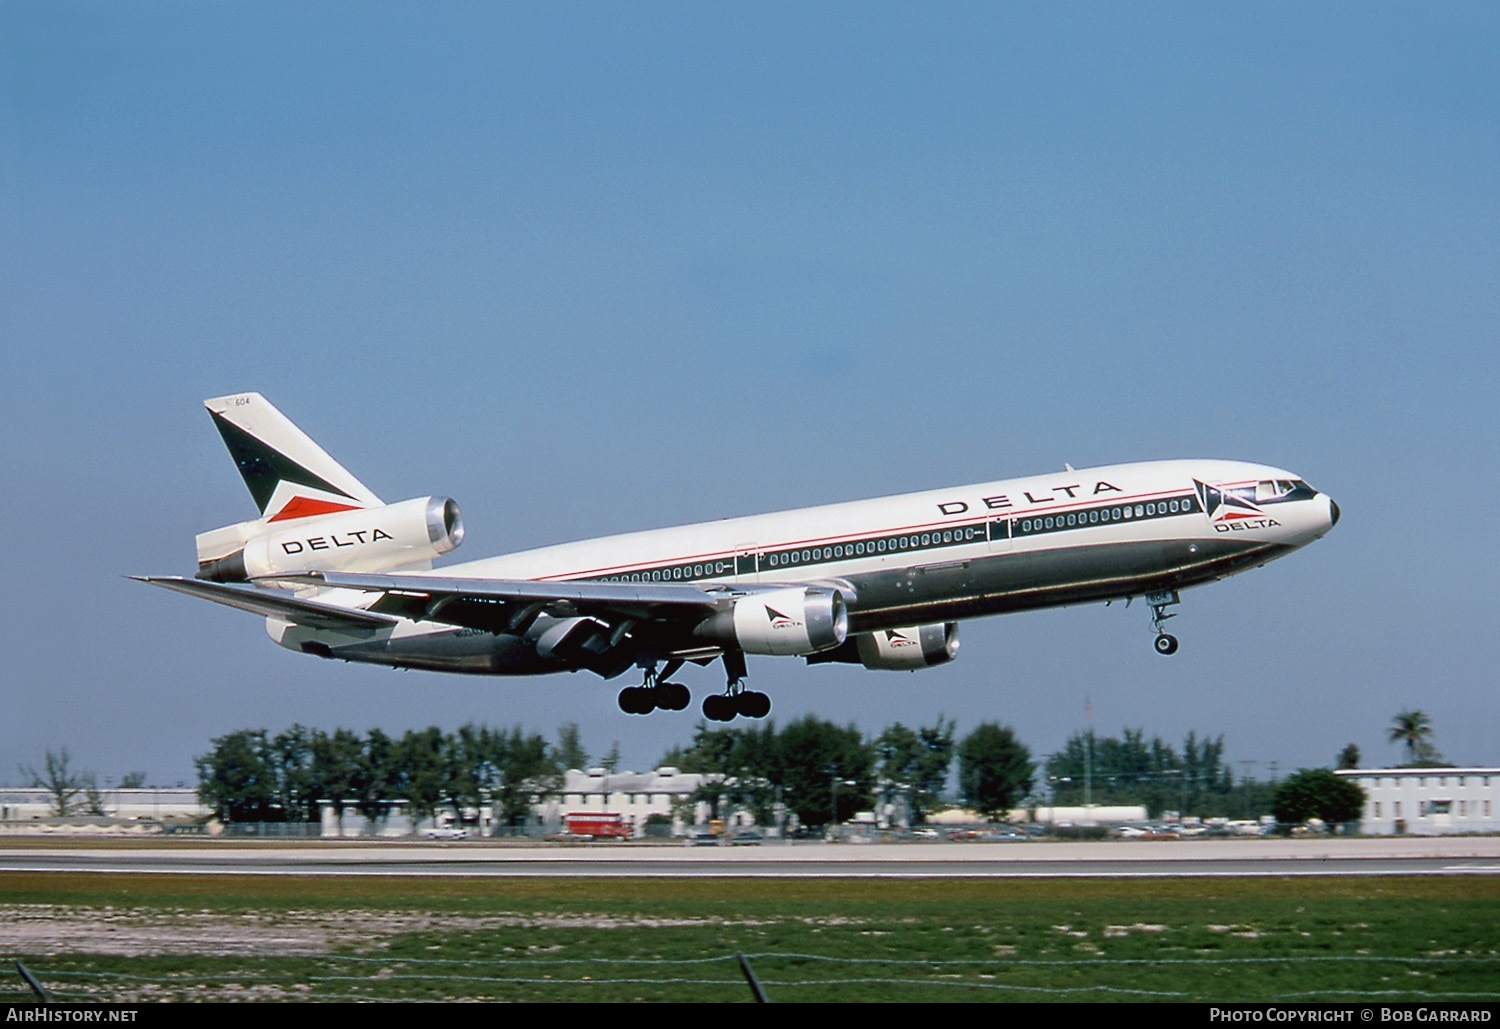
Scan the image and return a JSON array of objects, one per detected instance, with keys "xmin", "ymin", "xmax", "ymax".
[
  {"xmin": 691, "ymin": 586, "xmax": 849, "ymax": 656},
  {"xmin": 806, "ymin": 622, "xmax": 959, "ymax": 671}
]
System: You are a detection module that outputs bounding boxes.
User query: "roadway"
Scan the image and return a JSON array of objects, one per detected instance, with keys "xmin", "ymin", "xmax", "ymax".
[{"xmin": 3, "ymin": 835, "xmax": 1498, "ymax": 877}]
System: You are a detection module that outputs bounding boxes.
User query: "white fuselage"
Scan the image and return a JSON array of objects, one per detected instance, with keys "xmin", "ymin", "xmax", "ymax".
[
  {"xmin": 457, "ymin": 458, "xmax": 1329, "ymax": 593},
  {"xmin": 269, "ymin": 458, "xmax": 1337, "ymax": 672}
]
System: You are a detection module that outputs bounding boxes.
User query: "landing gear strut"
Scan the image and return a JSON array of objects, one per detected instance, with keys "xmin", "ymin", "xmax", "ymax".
[
  {"xmin": 702, "ymin": 650, "xmax": 772, "ymax": 722},
  {"xmin": 1147, "ymin": 590, "xmax": 1181, "ymax": 655},
  {"xmin": 617, "ymin": 659, "xmax": 690, "ymax": 715}
]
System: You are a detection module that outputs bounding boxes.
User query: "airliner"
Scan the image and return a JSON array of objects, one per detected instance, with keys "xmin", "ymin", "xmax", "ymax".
[{"xmin": 138, "ymin": 393, "xmax": 1339, "ymax": 721}]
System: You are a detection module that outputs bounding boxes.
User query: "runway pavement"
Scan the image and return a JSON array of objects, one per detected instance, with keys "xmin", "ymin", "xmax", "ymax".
[{"xmin": 4, "ymin": 835, "xmax": 1498, "ymax": 877}]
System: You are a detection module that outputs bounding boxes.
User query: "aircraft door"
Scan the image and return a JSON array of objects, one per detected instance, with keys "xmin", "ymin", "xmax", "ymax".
[
  {"xmin": 987, "ymin": 515, "xmax": 1013, "ymax": 553},
  {"xmin": 733, "ymin": 543, "xmax": 760, "ymax": 583}
]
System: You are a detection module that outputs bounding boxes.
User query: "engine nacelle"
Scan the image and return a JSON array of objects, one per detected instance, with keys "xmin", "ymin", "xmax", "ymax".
[
  {"xmin": 196, "ymin": 496, "xmax": 464, "ymax": 582},
  {"xmin": 806, "ymin": 622, "xmax": 959, "ymax": 671},
  {"xmin": 694, "ymin": 586, "xmax": 849, "ymax": 656}
]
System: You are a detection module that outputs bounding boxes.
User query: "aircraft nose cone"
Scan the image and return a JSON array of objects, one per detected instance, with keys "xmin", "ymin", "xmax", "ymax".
[{"xmin": 1327, "ymin": 496, "xmax": 1340, "ymax": 527}]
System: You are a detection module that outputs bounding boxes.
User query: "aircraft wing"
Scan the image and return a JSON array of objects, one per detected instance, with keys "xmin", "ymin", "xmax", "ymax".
[
  {"xmin": 270, "ymin": 570, "xmax": 730, "ymax": 634},
  {"xmin": 132, "ymin": 576, "xmax": 402, "ymax": 631}
]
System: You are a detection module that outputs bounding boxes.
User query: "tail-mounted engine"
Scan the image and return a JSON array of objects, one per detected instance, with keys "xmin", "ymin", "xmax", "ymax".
[
  {"xmin": 195, "ymin": 497, "xmax": 465, "ymax": 583},
  {"xmin": 694, "ymin": 586, "xmax": 849, "ymax": 656},
  {"xmin": 806, "ymin": 622, "xmax": 959, "ymax": 671}
]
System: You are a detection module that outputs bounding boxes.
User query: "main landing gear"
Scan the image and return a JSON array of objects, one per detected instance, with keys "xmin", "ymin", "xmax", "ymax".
[
  {"xmin": 1147, "ymin": 590, "xmax": 1181, "ymax": 655},
  {"xmin": 702, "ymin": 650, "xmax": 771, "ymax": 723},
  {"xmin": 617, "ymin": 651, "xmax": 773, "ymax": 720},
  {"xmin": 617, "ymin": 659, "xmax": 691, "ymax": 715}
]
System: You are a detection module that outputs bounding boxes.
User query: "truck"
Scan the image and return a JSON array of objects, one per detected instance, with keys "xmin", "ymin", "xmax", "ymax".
[{"xmin": 564, "ymin": 812, "xmax": 631, "ymax": 839}]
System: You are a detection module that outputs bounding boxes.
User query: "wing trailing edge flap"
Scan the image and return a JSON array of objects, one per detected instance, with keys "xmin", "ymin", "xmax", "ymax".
[{"xmin": 132, "ymin": 576, "xmax": 400, "ymax": 631}]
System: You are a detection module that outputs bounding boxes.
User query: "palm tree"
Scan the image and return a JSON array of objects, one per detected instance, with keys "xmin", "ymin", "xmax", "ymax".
[{"xmin": 1388, "ymin": 710, "xmax": 1435, "ymax": 766}]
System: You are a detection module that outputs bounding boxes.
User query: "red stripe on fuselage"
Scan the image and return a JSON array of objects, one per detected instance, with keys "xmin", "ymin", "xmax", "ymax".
[{"xmin": 539, "ymin": 485, "xmax": 1201, "ymax": 582}]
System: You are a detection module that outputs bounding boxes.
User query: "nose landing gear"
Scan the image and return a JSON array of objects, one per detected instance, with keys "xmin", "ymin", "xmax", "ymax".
[{"xmin": 1147, "ymin": 590, "xmax": 1181, "ymax": 655}]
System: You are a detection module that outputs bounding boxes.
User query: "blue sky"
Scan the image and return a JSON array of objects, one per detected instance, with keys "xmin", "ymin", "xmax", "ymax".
[{"xmin": 2, "ymin": 3, "xmax": 1496, "ymax": 788}]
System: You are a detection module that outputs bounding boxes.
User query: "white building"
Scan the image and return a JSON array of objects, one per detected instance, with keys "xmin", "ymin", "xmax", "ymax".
[
  {"xmin": 0, "ymin": 787, "xmax": 206, "ymax": 826},
  {"xmin": 1336, "ymin": 768, "xmax": 1500, "ymax": 835},
  {"xmin": 540, "ymin": 767, "xmax": 715, "ymax": 837}
]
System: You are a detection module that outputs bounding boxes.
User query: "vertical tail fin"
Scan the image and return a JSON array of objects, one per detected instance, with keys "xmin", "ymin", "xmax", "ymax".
[{"xmin": 205, "ymin": 393, "xmax": 382, "ymax": 521}]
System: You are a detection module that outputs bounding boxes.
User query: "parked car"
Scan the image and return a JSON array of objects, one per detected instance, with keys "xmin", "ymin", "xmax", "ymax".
[{"xmin": 424, "ymin": 826, "xmax": 468, "ymax": 840}]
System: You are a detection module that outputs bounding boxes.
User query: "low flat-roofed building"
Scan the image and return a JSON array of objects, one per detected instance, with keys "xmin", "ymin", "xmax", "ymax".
[
  {"xmin": 540, "ymin": 767, "xmax": 714, "ymax": 837},
  {"xmin": 1336, "ymin": 768, "xmax": 1499, "ymax": 835},
  {"xmin": 0, "ymin": 787, "xmax": 206, "ymax": 826}
]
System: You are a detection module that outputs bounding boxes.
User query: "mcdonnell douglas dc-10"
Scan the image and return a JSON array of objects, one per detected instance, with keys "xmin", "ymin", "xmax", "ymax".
[{"xmin": 139, "ymin": 393, "xmax": 1339, "ymax": 721}]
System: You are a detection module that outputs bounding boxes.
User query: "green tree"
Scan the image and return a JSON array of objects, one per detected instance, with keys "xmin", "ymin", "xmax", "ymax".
[
  {"xmin": 269, "ymin": 724, "xmax": 318, "ymax": 821},
  {"xmin": 1271, "ymin": 768, "xmax": 1366, "ymax": 827},
  {"xmin": 354, "ymin": 728, "xmax": 398, "ymax": 821},
  {"xmin": 1337, "ymin": 743, "xmax": 1360, "ymax": 770},
  {"xmin": 777, "ymin": 716, "xmax": 874, "ymax": 828},
  {"xmin": 196, "ymin": 730, "xmax": 277, "ymax": 822},
  {"xmin": 601, "ymin": 741, "xmax": 622, "ymax": 773},
  {"xmin": 309, "ymin": 728, "xmax": 365, "ymax": 820},
  {"xmin": 1045, "ymin": 728, "xmax": 1233, "ymax": 818},
  {"xmin": 958, "ymin": 723, "xmax": 1033, "ymax": 821},
  {"xmin": 492, "ymin": 727, "xmax": 559, "ymax": 828},
  {"xmin": 80, "ymin": 771, "xmax": 107, "ymax": 816},
  {"xmin": 556, "ymin": 722, "xmax": 589, "ymax": 772},
  {"xmin": 20, "ymin": 748, "xmax": 85, "ymax": 817},
  {"xmin": 664, "ymin": 722, "xmax": 783, "ymax": 825},
  {"xmin": 1388, "ymin": 710, "xmax": 1442, "ymax": 766},
  {"xmin": 392, "ymin": 727, "xmax": 449, "ymax": 824},
  {"xmin": 875, "ymin": 717, "xmax": 954, "ymax": 823}
]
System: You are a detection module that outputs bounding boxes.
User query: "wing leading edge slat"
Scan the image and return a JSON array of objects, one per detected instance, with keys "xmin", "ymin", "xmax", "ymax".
[{"xmin": 271, "ymin": 571, "xmax": 732, "ymax": 624}]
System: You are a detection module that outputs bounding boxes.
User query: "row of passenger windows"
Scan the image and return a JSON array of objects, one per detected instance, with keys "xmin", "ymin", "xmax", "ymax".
[
  {"xmin": 1014, "ymin": 497, "xmax": 1199, "ymax": 537},
  {"xmin": 598, "ymin": 559, "xmax": 736, "ymax": 584},
  {"xmin": 766, "ymin": 525, "xmax": 984, "ymax": 568},
  {"xmin": 592, "ymin": 498, "xmax": 1197, "ymax": 581},
  {"xmin": 592, "ymin": 524, "xmax": 989, "ymax": 582}
]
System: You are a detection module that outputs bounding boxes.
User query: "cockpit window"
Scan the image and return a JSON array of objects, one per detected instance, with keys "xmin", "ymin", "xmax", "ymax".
[
  {"xmin": 1249, "ymin": 479, "xmax": 1317, "ymax": 504},
  {"xmin": 1255, "ymin": 480, "xmax": 1292, "ymax": 502}
]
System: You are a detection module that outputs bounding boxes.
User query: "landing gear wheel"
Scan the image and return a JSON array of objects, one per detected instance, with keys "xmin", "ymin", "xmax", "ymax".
[
  {"xmin": 735, "ymin": 690, "xmax": 771, "ymax": 719},
  {"xmin": 702, "ymin": 694, "xmax": 735, "ymax": 722},
  {"xmin": 654, "ymin": 681, "xmax": 690, "ymax": 712},
  {"xmin": 1154, "ymin": 633, "xmax": 1179, "ymax": 655},
  {"xmin": 618, "ymin": 686, "xmax": 656, "ymax": 714}
]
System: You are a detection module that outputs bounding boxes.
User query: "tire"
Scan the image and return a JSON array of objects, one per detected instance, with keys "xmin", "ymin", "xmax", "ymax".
[
  {"xmin": 702, "ymin": 694, "xmax": 734, "ymax": 722},
  {"xmin": 618, "ymin": 686, "xmax": 655, "ymax": 714},
  {"xmin": 737, "ymin": 691, "xmax": 771, "ymax": 719},
  {"xmin": 656, "ymin": 681, "xmax": 690, "ymax": 711},
  {"xmin": 1154, "ymin": 634, "xmax": 1179, "ymax": 655}
]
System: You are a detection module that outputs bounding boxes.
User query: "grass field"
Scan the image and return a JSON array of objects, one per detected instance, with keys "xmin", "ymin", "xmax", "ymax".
[{"xmin": 3, "ymin": 872, "xmax": 1498, "ymax": 1003}]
